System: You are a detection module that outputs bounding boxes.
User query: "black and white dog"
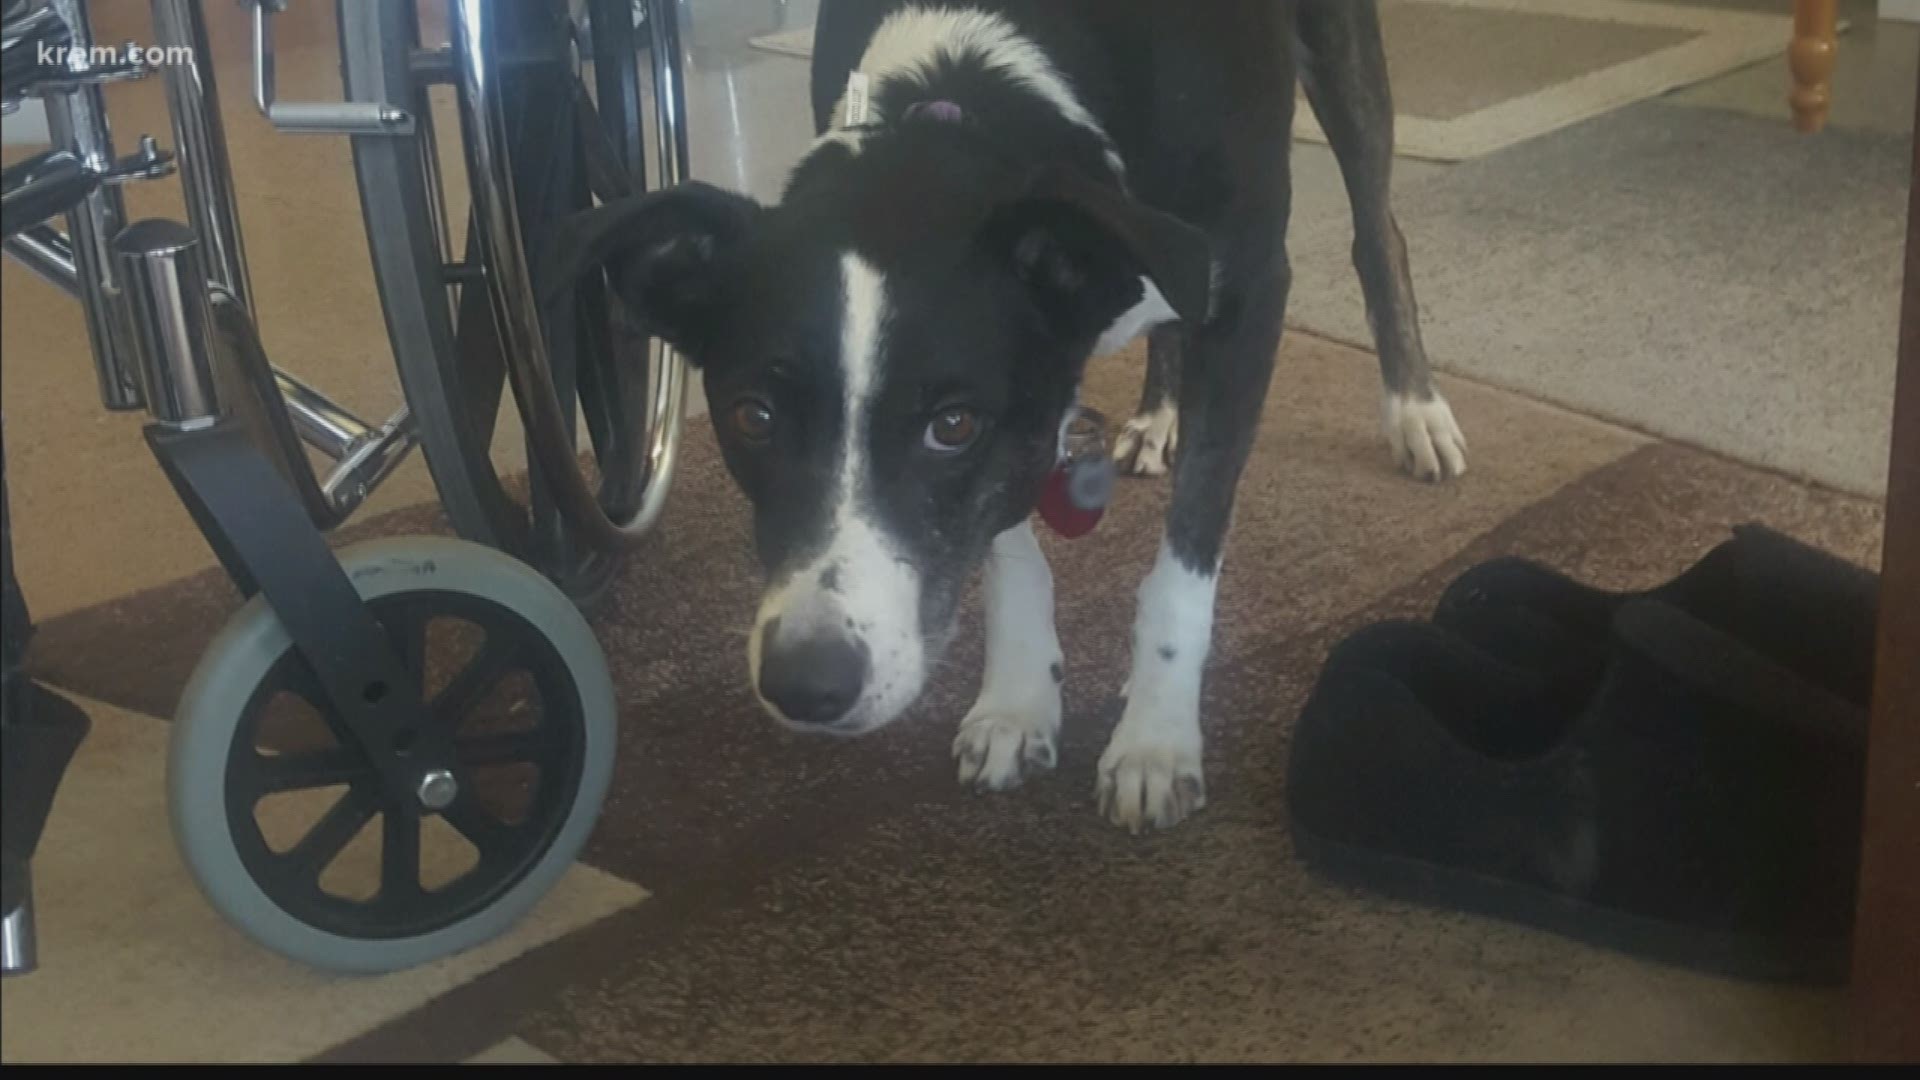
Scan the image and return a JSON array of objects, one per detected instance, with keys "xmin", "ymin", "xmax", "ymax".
[{"xmin": 546, "ymin": 0, "xmax": 1465, "ymax": 832}]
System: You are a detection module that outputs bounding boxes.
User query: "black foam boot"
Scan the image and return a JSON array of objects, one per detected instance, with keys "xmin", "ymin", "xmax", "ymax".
[{"xmin": 1286, "ymin": 528, "xmax": 1874, "ymax": 984}]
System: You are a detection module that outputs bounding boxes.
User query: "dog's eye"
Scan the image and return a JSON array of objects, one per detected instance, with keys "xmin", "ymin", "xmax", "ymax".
[
  {"xmin": 729, "ymin": 397, "xmax": 775, "ymax": 443},
  {"xmin": 923, "ymin": 406, "xmax": 980, "ymax": 453}
]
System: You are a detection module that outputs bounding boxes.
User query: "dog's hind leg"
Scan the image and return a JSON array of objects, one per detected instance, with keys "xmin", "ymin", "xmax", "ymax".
[
  {"xmin": 1296, "ymin": 0, "xmax": 1466, "ymax": 481},
  {"xmin": 1114, "ymin": 324, "xmax": 1184, "ymax": 478}
]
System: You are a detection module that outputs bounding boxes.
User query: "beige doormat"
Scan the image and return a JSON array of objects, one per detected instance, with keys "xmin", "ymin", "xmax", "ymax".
[
  {"xmin": 0, "ymin": 694, "xmax": 646, "ymax": 1064},
  {"xmin": 749, "ymin": 0, "xmax": 1825, "ymax": 162},
  {"xmin": 748, "ymin": 23, "xmax": 815, "ymax": 60}
]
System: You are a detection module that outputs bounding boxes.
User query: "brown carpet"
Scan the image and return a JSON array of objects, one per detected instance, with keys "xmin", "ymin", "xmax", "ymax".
[
  {"xmin": 18, "ymin": 331, "xmax": 1885, "ymax": 1061},
  {"xmin": 334, "ymin": 443, "xmax": 1870, "ymax": 1065},
  {"xmin": 0, "ymin": 695, "xmax": 644, "ymax": 1065}
]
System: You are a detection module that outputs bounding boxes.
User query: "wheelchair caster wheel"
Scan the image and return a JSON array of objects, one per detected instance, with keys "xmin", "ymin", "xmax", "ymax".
[{"xmin": 167, "ymin": 537, "xmax": 617, "ymax": 974}]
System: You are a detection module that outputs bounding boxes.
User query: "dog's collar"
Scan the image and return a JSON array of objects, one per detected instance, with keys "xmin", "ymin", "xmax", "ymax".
[
  {"xmin": 842, "ymin": 71, "xmax": 874, "ymax": 127},
  {"xmin": 843, "ymin": 71, "xmax": 965, "ymax": 129}
]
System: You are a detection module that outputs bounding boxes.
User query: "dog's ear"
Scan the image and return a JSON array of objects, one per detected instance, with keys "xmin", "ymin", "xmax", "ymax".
[
  {"xmin": 537, "ymin": 181, "xmax": 761, "ymax": 359},
  {"xmin": 981, "ymin": 164, "xmax": 1213, "ymax": 342}
]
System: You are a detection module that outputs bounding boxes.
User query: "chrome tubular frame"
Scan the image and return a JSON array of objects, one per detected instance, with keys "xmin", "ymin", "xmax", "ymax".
[
  {"xmin": 150, "ymin": 0, "xmax": 251, "ymax": 312},
  {"xmin": 142, "ymin": 0, "xmax": 418, "ymax": 504},
  {"xmin": 8, "ymin": 0, "xmax": 685, "ymax": 535},
  {"xmin": 447, "ymin": 0, "xmax": 691, "ymax": 553},
  {"xmin": 634, "ymin": 0, "xmax": 692, "ymax": 541},
  {"xmin": 248, "ymin": 0, "xmax": 412, "ymax": 135},
  {"xmin": 38, "ymin": 0, "xmax": 143, "ymax": 409},
  {"xmin": 1, "ymin": 225, "xmax": 79, "ymax": 299}
]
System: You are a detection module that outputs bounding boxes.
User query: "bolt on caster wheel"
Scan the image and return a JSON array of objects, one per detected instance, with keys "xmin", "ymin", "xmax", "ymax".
[{"xmin": 167, "ymin": 537, "xmax": 617, "ymax": 975}]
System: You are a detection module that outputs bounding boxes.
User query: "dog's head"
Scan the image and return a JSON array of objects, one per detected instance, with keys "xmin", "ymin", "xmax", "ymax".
[{"xmin": 543, "ymin": 128, "xmax": 1210, "ymax": 734}]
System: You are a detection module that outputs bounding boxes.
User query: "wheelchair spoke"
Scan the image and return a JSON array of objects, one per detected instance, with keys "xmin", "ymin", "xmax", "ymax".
[
  {"xmin": 431, "ymin": 633, "xmax": 519, "ymax": 727},
  {"xmin": 453, "ymin": 222, "xmax": 510, "ymax": 455},
  {"xmin": 456, "ymin": 726, "xmax": 566, "ymax": 768},
  {"xmin": 250, "ymin": 747, "xmax": 377, "ymax": 795},
  {"xmin": 284, "ymin": 787, "xmax": 377, "ymax": 880},
  {"xmin": 570, "ymin": 78, "xmax": 635, "ymax": 201},
  {"xmin": 342, "ymin": 0, "xmax": 684, "ymax": 609},
  {"xmin": 441, "ymin": 790, "xmax": 517, "ymax": 851},
  {"xmin": 381, "ymin": 804, "xmax": 424, "ymax": 902},
  {"xmin": 574, "ymin": 286, "xmax": 648, "ymax": 511}
]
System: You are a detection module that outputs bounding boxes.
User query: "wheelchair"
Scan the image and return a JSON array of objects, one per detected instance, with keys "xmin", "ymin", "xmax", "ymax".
[{"xmin": 1, "ymin": 0, "xmax": 690, "ymax": 975}]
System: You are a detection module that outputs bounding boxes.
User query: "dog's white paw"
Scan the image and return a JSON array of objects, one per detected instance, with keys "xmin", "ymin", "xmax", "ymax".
[
  {"xmin": 954, "ymin": 705, "xmax": 1059, "ymax": 792},
  {"xmin": 1096, "ymin": 707, "xmax": 1205, "ymax": 834},
  {"xmin": 1114, "ymin": 403, "xmax": 1178, "ymax": 478},
  {"xmin": 1384, "ymin": 390, "xmax": 1468, "ymax": 482}
]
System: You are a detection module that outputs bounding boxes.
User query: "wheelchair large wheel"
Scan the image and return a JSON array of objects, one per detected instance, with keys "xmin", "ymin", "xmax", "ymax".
[
  {"xmin": 167, "ymin": 537, "xmax": 617, "ymax": 974},
  {"xmin": 340, "ymin": 0, "xmax": 691, "ymax": 612}
]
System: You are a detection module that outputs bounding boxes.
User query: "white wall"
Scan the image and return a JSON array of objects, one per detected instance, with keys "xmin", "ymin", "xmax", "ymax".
[
  {"xmin": 1882, "ymin": 0, "xmax": 1920, "ymax": 25},
  {"xmin": 1, "ymin": 99, "xmax": 51, "ymax": 144}
]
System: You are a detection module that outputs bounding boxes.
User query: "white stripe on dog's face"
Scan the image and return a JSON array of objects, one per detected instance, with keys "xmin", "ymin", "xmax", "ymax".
[{"xmin": 749, "ymin": 253, "xmax": 926, "ymax": 734}]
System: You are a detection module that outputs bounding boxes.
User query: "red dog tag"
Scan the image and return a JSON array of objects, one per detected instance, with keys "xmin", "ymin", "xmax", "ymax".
[
  {"xmin": 1037, "ymin": 465, "xmax": 1104, "ymax": 538},
  {"xmin": 1036, "ymin": 408, "xmax": 1113, "ymax": 539}
]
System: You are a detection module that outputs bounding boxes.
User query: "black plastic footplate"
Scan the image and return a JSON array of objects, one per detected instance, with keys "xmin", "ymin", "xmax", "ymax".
[{"xmin": 1, "ymin": 684, "xmax": 90, "ymax": 918}]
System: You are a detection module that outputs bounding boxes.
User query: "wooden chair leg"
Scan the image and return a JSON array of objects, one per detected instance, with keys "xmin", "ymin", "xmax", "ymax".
[{"xmin": 1790, "ymin": 0, "xmax": 1839, "ymax": 133}]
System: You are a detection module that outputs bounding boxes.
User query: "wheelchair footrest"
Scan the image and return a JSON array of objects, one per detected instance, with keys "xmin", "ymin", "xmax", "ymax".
[{"xmin": 1, "ymin": 681, "xmax": 91, "ymax": 875}]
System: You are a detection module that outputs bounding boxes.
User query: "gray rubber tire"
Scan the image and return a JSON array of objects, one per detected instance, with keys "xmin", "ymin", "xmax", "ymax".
[{"xmin": 167, "ymin": 537, "xmax": 617, "ymax": 975}]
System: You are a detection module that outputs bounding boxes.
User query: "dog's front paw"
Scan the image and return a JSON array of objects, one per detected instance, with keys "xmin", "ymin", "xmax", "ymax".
[
  {"xmin": 954, "ymin": 706, "xmax": 1059, "ymax": 792},
  {"xmin": 1114, "ymin": 404, "xmax": 1178, "ymax": 478},
  {"xmin": 1096, "ymin": 711, "xmax": 1204, "ymax": 833},
  {"xmin": 1384, "ymin": 390, "xmax": 1468, "ymax": 482}
]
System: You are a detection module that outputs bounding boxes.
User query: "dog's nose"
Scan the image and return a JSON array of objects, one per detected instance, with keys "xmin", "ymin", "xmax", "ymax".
[{"xmin": 758, "ymin": 622, "xmax": 869, "ymax": 725}]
